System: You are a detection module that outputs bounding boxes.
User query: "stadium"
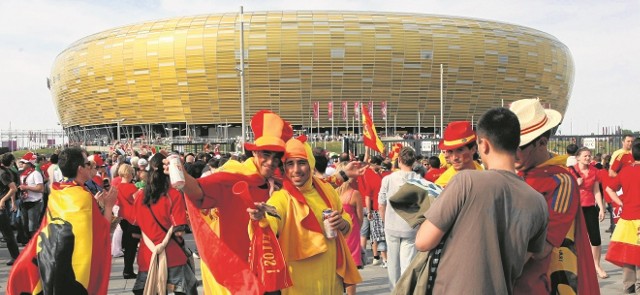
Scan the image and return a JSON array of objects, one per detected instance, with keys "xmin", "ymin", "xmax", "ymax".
[{"xmin": 48, "ymin": 11, "xmax": 574, "ymax": 143}]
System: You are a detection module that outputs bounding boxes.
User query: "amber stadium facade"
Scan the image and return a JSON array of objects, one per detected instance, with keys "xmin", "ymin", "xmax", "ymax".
[{"xmin": 49, "ymin": 11, "xmax": 574, "ymax": 142}]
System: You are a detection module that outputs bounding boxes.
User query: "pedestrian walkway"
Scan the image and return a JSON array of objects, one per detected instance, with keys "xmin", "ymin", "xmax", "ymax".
[{"xmin": 0, "ymin": 220, "xmax": 625, "ymax": 294}]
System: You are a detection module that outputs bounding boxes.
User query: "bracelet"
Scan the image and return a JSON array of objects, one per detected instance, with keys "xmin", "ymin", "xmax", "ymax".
[{"xmin": 339, "ymin": 170, "xmax": 349, "ymax": 182}]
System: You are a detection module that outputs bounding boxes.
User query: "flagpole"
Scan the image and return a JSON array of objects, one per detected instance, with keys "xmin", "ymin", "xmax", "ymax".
[
  {"xmin": 418, "ymin": 111, "xmax": 421, "ymax": 139},
  {"xmin": 394, "ymin": 115, "xmax": 397, "ymax": 135},
  {"xmin": 310, "ymin": 116, "xmax": 313, "ymax": 146},
  {"xmin": 239, "ymin": 6, "xmax": 246, "ymax": 152},
  {"xmin": 433, "ymin": 115, "xmax": 436, "ymax": 138},
  {"xmin": 345, "ymin": 102, "xmax": 348, "ymax": 138},
  {"xmin": 331, "ymin": 101, "xmax": 334, "ymax": 140},
  {"xmin": 440, "ymin": 63, "xmax": 443, "ymax": 138}
]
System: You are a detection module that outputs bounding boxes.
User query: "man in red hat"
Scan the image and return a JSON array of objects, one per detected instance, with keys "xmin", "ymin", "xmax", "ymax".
[
  {"xmin": 175, "ymin": 110, "xmax": 294, "ymax": 294},
  {"xmin": 510, "ymin": 98, "xmax": 599, "ymax": 295},
  {"xmin": 434, "ymin": 121, "xmax": 483, "ymax": 187}
]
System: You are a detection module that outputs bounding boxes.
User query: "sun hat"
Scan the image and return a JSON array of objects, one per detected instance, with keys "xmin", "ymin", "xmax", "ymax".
[
  {"xmin": 244, "ymin": 110, "xmax": 294, "ymax": 152},
  {"xmin": 438, "ymin": 121, "xmax": 476, "ymax": 150},
  {"xmin": 509, "ymin": 98, "xmax": 562, "ymax": 146}
]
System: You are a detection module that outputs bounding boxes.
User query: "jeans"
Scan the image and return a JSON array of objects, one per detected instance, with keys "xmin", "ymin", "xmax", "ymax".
[
  {"xmin": 20, "ymin": 200, "xmax": 43, "ymax": 239},
  {"xmin": 385, "ymin": 233, "xmax": 417, "ymax": 289}
]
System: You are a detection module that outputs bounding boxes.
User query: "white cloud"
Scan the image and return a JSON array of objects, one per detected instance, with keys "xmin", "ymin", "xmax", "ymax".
[{"xmin": 0, "ymin": 0, "xmax": 638, "ymax": 134}]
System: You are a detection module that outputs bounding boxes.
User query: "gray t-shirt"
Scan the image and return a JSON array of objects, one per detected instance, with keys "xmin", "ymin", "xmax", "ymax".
[
  {"xmin": 379, "ymin": 170, "xmax": 421, "ymax": 238},
  {"xmin": 425, "ymin": 169, "xmax": 548, "ymax": 295}
]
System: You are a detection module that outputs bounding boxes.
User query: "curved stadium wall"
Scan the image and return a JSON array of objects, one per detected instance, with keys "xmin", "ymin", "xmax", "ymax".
[{"xmin": 49, "ymin": 11, "xmax": 574, "ymax": 132}]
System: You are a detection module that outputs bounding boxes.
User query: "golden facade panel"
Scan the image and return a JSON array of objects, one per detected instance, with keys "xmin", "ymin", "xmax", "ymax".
[{"xmin": 50, "ymin": 11, "xmax": 573, "ymax": 129}]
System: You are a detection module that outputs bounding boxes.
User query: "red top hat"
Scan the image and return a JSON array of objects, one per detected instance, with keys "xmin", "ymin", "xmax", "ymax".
[
  {"xmin": 438, "ymin": 121, "xmax": 477, "ymax": 150},
  {"xmin": 244, "ymin": 110, "xmax": 294, "ymax": 152}
]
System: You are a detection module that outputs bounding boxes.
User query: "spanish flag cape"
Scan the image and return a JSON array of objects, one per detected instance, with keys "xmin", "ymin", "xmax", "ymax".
[
  {"xmin": 522, "ymin": 155, "xmax": 599, "ymax": 295},
  {"xmin": 7, "ymin": 180, "xmax": 111, "ymax": 295},
  {"xmin": 265, "ymin": 176, "xmax": 362, "ymax": 286},
  {"xmin": 187, "ymin": 159, "xmax": 289, "ymax": 294}
]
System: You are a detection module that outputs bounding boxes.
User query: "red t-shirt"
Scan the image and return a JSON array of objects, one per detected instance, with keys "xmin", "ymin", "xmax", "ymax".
[
  {"xmin": 92, "ymin": 175, "xmax": 104, "ymax": 188},
  {"xmin": 569, "ymin": 166, "xmax": 600, "ymax": 207},
  {"xmin": 611, "ymin": 152, "xmax": 634, "ymax": 173},
  {"xmin": 357, "ymin": 168, "xmax": 383, "ymax": 211},
  {"xmin": 425, "ymin": 167, "xmax": 447, "ymax": 183},
  {"xmin": 119, "ymin": 188, "xmax": 188, "ymax": 271},
  {"xmin": 608, "ymin": 165, "xmax": 640, "ymax": 220}
]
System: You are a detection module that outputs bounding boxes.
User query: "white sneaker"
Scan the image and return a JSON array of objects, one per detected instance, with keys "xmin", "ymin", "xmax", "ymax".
[
  {"xmin": 371, "ymin": 258, "xmax": 381, "ymax": 266},
  {"xmin": 381, "ymin": 261, "xmax": 388, "ymax": 268}
]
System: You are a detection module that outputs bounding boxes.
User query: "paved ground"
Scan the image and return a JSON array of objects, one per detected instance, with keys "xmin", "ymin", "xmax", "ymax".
[{"xmin": 0, "ymin": 220, "xmax": 624, "ymax": 294}]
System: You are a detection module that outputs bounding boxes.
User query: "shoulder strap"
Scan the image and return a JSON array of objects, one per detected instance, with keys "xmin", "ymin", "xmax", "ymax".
[
  {"xmin": 568, "ymin": 165, "xmax": 581, "ymax": 178},
  {"xmin": 147, "ymin": 204, "xmax": 186, "ymax": 248}
]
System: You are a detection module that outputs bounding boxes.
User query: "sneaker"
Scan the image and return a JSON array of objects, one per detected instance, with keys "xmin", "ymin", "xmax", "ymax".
[
  {"xmin": 112, "ymin": 251, "xmax": 125, "ymax": 258},
  {"xmin": 6, "ymin": 259, "xmax": 15, "ymax": 266},
  {"xmin": 371, "ymin": 258, "xmax": 381, "ymax": 266},
  {"xmin": 381, "ymin": 261, "xmax": 388, "ymax": 268}
]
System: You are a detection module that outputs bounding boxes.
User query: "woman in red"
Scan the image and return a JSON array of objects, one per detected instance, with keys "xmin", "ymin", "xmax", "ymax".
[
  {"xmin": 113, "ymin": 164, "xmax": 141, "ymax": 279},
  {"xmin": 570, "ymin": 147, "xmax": 607, "ymax": 279},
  {"xmin": 118, "ymin": 153, "xmax": 197, "ymax": 295}
]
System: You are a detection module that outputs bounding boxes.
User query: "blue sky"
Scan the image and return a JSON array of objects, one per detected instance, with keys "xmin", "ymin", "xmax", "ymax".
[{"xmin": 1, "ymin": 0, "xmax": 638, "ymax": 134}]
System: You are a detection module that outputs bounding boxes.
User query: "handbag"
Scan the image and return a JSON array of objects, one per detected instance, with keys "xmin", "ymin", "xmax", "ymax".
[
  {"xmin": 147, "ymin": 205, "xmax": 196, "ymax": 272},
  {"xmin": 392, "ymin": 232, "xmax": 448, "ymax": 295}
]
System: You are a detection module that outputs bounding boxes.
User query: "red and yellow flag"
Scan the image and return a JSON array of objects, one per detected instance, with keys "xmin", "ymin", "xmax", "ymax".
[
  {"xmin": 7, "ymin": 181, "xmax": 111, "ymax": 295},
  {"xmin": 362, "ymin": 104, "xmax": 385, "ymax": 153}
]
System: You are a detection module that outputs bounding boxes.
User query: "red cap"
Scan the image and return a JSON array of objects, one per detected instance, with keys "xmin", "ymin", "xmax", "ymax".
[{"xmin": 438, "ymin": 121, "xmax": 476, "ymax": 150}]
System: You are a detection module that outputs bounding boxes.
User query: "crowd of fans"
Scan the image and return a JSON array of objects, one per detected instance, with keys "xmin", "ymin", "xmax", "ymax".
[{"xmin": 1, "ymin": 100, "xmax": 639, "ymax": 294}]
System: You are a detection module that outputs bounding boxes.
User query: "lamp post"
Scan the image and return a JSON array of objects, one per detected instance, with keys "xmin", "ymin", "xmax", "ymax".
[
  {"xmin": 113, "ymin": 118, "xmax": 126, "ymax": 143},
  {"xmin": 57, "ymin": 122, "xmax": 66, "ymax": 147}
]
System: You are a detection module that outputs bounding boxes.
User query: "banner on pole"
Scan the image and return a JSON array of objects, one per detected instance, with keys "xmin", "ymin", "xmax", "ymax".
[
  {"xmin": 354, "ymin": 102, "xmax": 360, "ymax": 121},
  {"xmin": 341, "ymin": 101, "xmax": 348, "ymax": 121},
  {"xmin": 381, "ymin": 101, "xmax": 387, "ymax": 121},
  {"xmin": 368, "ymin": 101, "xmax": 374, "ymax": 117},
  {"xmin": 328, "ymin": 101, "xmax": 333, "ymax": 121},
  {"xmin": 312, "ymin": 102, "xmax": 319, "ymax": 122}
]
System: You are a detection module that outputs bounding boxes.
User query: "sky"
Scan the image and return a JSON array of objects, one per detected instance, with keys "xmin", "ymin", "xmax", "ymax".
[{"xmin": 0, "ymin": 0, "xmax": 638, "ymax": 135}]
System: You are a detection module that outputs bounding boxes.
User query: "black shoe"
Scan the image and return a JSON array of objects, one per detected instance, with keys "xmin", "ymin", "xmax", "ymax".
[
  {"xmin": 6, "ymin": 259, "xmax": 15, "ymax": 266},
  {"xmin": 123, "ymin": 272, "xmax": 137, "ymax": 279}
]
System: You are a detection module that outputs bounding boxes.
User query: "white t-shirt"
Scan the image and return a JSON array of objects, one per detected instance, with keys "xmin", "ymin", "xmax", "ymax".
[
  {"xmin": 20, "ymin": 170, "xmax": 44, "ymax": 202},
  {"xmin": 47, "ymin": 164, "xmax": 64, "ymax": 185},
  {"xmin": 566, "ymin": 156, "xmax": 577, "ymax": 167}
]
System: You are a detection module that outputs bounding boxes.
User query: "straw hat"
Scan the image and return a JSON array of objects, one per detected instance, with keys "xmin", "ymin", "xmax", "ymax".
[
  {"xmin": 244, "ymin": 110, "xmax": 294, "ymax": 152},
  {"xmin": 438, "ymin": 121, "xmax": 476, "ymax": 150},
  {"xmin": 509, "ymin": 98, "xmax": 562, "ymax": 146}
]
